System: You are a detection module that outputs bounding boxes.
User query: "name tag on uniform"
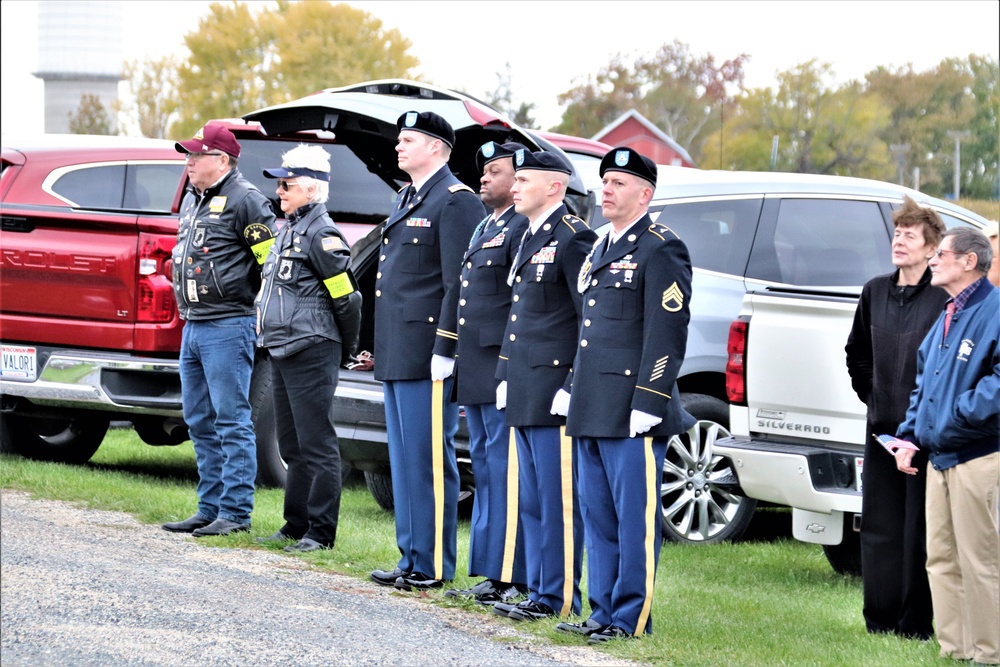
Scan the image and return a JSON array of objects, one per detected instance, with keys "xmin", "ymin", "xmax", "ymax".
[
  {"xmin": 406, "ymin": 218, "xmax": 432, "ymax": 227},
  {"xmin": 530, "ymin": 245, "xmax": 556, "ymax": 264}
]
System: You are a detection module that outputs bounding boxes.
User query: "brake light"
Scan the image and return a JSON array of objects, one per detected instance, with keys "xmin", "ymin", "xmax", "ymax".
[
  {"xmin": 725, "ymin": 316, "xmax": 749, "ymax": 405},
  {"xmin": 137, "ymin": 233, "xmax": 176, "ymax": 323}
]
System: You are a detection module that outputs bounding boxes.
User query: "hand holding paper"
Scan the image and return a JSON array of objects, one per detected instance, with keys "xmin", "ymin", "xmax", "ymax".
[{"xmin": 874, "ymin": 433, "xmax": 919, "ymax": 455}]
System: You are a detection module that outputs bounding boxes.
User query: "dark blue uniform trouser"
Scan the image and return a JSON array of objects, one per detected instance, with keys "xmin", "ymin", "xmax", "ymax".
[
  {"xmin": 383, "ymin": 378, "xmax": 459, "ymax": 581},
  {"xmin": 515, "ymin": 425, "xmax": 582, "ymax": 616},
  {"xmin": 465, "ymin": 403, "xmax": 526, "ymax": 585},
  {"xmin": 271, "ymin": 340, "xmax": 343, "ymax": 547},
  {"xmin": 577, "ymin": 435, "xmax": 668, "ymax": 636}
]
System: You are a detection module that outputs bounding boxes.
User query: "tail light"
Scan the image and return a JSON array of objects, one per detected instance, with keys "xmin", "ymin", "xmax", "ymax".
[
  {"xmin": 137, "ymin": 233, "xmax": 176, "ymax": 323},
  {"xmin": 725, "ymin": 316, "xmax": 749, "ymax": 405}
]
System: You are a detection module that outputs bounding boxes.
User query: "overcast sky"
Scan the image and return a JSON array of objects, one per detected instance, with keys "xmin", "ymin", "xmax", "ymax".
[{"xmin": 2, "ymin": 0, "xmax": 998, "ymax": 139}]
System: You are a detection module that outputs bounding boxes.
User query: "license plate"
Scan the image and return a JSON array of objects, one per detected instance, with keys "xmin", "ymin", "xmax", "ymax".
[
  {"xmin": 855, "ymin": 456, "xmax": 864, "ymax": 492},
  {"xmin": 1, "ymin": 345, "xmax": 37, "ymax": 381}
]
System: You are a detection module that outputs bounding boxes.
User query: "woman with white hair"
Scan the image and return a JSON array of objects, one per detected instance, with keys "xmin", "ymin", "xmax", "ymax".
[{"xmin": 255, "ymin": 144, "xmax": 361, "ymax": 552}]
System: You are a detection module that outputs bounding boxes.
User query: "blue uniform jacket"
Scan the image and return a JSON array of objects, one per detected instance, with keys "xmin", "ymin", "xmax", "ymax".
[
  {"xmin": 497, "ymin": 205, "xmax": 596, "ymax": 426},
  {"xmin": 455, "ymin": 206, "xmax": 530, "ymax": 405},
  {"xmin": 897, "ymin": 279, "xmax": 1000, "ymax": 470},
  {"xmin": 566, "ymin": 216, "xmax": 694, "ymax": 438},
  {"xmin": 373, "ymin": 165, "xmax": 486, "ymax": 381}
]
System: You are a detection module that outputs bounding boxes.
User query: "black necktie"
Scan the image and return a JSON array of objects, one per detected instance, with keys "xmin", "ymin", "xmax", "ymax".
[{"xmin": 400, "ymin": 185, "xmax": 415, "ymax": 210}]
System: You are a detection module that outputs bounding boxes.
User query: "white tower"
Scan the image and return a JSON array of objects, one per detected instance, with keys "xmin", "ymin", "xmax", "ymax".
[{"xmin": 35, "ymin": 1, "xmax": 124, "ymax": 134}]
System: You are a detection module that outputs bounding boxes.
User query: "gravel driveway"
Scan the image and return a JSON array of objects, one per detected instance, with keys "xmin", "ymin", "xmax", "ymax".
[{"xmin": 1, "ymin": 491, "xmax": 634, "ymax": 667}]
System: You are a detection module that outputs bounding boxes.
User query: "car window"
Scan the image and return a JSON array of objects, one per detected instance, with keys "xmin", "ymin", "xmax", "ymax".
[
  {"xmin": 124, "ymin": 163, "xmax": 185, "ymax": 212},
  {"xmin": 50, "ymin": 164, "xmax": 125, "ymax": 209},
  {"xmin": 651, "ymin": 198, "xmax": 763, "ymax": 275},
  {"xmin": 748, "ymin": 198, "xmax": 893, "ymax": 286},
  {"xmin": 237, "ymin": 139, "xmax": 397, "ymax": 225}
]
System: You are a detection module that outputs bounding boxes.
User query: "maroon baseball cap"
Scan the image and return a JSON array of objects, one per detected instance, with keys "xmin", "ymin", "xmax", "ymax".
[{"xmin": 175, "ymin": 122, "xmax": 241, "ymax": 158}]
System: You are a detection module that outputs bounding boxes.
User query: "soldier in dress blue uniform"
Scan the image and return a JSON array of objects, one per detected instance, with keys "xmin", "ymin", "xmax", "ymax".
[
  {"xmin": 492, "ymin": 149, "xmax": 596, "ymax": 622},
  {"xmin": 562, "ymin": 147, "xmax": 694, "ymax": 644},
  {"xmin": 445, "ymin": 141, "xmax": 530, "ymax": 606},
  {"xmin": 369, "ymin": 111, "xmax": 487, "ymax": 591}
]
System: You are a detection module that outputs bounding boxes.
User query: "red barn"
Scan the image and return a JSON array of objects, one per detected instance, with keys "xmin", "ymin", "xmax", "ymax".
[{"xmin": 592, "ymin": 110, "xmax": 697, "ymax": 168}]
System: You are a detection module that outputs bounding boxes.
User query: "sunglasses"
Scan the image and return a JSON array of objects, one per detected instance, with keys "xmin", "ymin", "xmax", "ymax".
[{"xmin": 277, "ymin": 179, "xmax": 301, "ymax": 192}]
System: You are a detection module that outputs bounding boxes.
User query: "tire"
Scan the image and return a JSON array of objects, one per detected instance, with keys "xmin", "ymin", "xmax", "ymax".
[
  {"xmin": 364, "ymin": 470, "xmax": 395, "ymax": 511},
  {"xmin": 0, "ymin": 412, "xmax": 109, "ymax": 464},
  {"xmin": 250, "ymin": 353, "xmax": 285, "ymax": 488},
  {"xmin": 823, "ymin": 513, "xmax": 862, "ymax": 576},
  {"xmin": 660, "ymin": 393, "xmax": 757, "ymax": 544}
]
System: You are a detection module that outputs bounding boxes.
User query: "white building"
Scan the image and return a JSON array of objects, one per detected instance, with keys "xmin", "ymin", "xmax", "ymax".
[{"xmin": 35, "ymin": 1, "xmax": 123, "ymax": 133}]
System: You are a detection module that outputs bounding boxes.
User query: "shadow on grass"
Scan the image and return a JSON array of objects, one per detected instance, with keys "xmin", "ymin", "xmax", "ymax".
[
  {"xmin": 738, "ymin": 506, "xmax": 793, "ymax": 543},
  {"xmin": 86, "ymin": 460, "xmax": 201, "ymax": 485}
]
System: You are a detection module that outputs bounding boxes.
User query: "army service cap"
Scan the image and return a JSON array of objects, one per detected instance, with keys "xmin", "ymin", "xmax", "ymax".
[
  {"xmin": 512, "ymin": 148, "xmax": 573, "ymax": 175},
  {"xmin": 599, "ymin": 147, "xmax": 658, "ymax": 187},
  {"xmin": 476, "ymin": 141, "xmax": 527, "ymax": 173},
  {"xmin": 397, "ymin": 110, "xmax": 456, "ymax": 148}
]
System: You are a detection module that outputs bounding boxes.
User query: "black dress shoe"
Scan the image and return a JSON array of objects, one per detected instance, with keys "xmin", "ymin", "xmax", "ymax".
[
  {"xmin": 507, "ymin": 599, "xmax": 556, "ymax": 621},
  {"xmin": 395, "ymin": 571, "xmax": 444, "ymax": 591},
  {"xmin": 284, "ymin": 538, "xmax": 327, "ymax": 553},
  {"xmin": 191, "ymin": 518, "xmax": 250, "ymax": 537},
  {"xmin": 371, "ymin": 567, "xmax": 408, "ymax": 587},
  {"xmin": 555, "ymin": 618, "xmax": 606, "ymax": 636},
  {"xmin": 492, "ymin": 601, "xmax": 518, "ymax": 618},
  {"xmin": 256, "ymin": 530, "xmax": 296, "ymax": 544},
  {"xmin": 588, "ymin": 625, "xmax": 634, "ymax": 644},
  {"xmin": 162, "ymin": 515, "xmax": 213, "ymax": 533},
  {"xmin": 476, "ymin": 582, "xmax": 529, "ymax": 606},
  {"xmin": 445, "ymin": 578, "xmax": 494, "ymax": 599}
]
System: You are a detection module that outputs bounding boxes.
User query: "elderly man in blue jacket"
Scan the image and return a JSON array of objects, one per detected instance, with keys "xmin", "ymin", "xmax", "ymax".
[{"xmin": 894, "ymin": 226, "xmax": 999, "ymax": 666}]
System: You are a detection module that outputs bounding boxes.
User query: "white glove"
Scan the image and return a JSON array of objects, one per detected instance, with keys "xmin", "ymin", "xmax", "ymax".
[
  {"xmin": 496, "ymin": 381, "xmax": 508, "ymax": 410},
  {"xmin": 430, "ymin": 354, "xmax": 455, "ymax": 381},
  {"xmin": 550, "ymin": 388, "xmax": 571, "ymax": 416},
  {"xmin": 629, "ymin": 409, "xmax": 662, "ymax": 438}
]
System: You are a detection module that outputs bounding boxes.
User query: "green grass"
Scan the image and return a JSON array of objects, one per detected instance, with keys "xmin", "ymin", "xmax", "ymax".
[{"xmin": 0, "ymin": 428, "xmax": 949, "ymax": 666}]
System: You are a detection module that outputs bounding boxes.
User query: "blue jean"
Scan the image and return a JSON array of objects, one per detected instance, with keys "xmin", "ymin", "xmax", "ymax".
[{"xmin": 179, "ymin": 316, "xmax": 257, "ymax": 523}]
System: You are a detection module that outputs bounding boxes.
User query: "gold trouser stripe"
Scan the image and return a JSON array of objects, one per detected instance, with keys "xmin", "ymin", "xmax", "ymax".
[
  {"xmin": 500, "ymin": 427, "xmax": 520, "ymax": 584},
  {"xmin": 432, "ymin": 380, "xmax": 445, "ymax": 579},
  {"xmin": 635, "ymin": 435, "xmax": 657, "ymax": 636},
  {"xmin": 559, "ymin": 425, "xmax": 575, "ymax": 617}
]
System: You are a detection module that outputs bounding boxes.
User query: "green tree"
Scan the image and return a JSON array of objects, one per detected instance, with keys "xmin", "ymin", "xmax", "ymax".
[
  {"xmin": 170, "ymin": 0, "xmax": 418, "ymax": 140},
  {"xmin": 554, "ymin": 40, "xmax": 748, "ymax": 163},
  {"xmin": 866, "ymin": 59, "xmax": 977, "ymax": 197},
  {"xmin": 707, "ymin": 61, "xmax": 891, "ymax": 179},
  {"xmin": 119, "ymin": 55, "xmax": 181, "ymax": 138},
  {"xmin": 172, "ymin": 1, "xmax": 274, "ymax": 139},
  {"xmin": 68, "ymin": 93, "xmax": 116, "ymax": 135},
  {"xmin": 956, "ymin": 54, "xmax": 997, "ymax": 199},
  {"xmin": 270, "ymin": 1, "xmax": 417, "ymax": 97}
]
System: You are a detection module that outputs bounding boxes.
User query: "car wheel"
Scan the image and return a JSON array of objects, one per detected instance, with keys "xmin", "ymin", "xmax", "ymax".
[
  {"xmin": 250, "ymin": 353, "xmax": 285, "ymax": 488},
  {"xmin": 660, "ymin": 393, "xmax": 757, "ymax": 544},
  {"xmin": 0, "ymin": 412, "xmax": 109, "ymax": 464},
  {"xmin": 364, "ymin": 470, "xmax": 395, "ymax": 511},
  {"xmin": 822, "ymin": 514, "xmax": 862, "ymax": 576}
]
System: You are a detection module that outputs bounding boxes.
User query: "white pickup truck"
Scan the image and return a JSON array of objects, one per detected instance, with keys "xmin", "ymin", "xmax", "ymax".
[{"xmin": 716, "ymin": 287, "xmax": 868, "ymax": 574}]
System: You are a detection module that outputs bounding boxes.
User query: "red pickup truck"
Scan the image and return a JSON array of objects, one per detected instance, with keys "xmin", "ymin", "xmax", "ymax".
[{"xmin": 0, "ymin": 80, "xmax": 601, "ymax": 491}]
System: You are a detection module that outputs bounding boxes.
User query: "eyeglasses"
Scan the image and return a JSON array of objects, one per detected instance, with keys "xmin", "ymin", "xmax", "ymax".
[
  {"xmin": 277, "ymin": 180, "xmax": 301, "ymax": 192},
  {"xmin": 185, "ymin": 152, "xmax": 225, "ymax": 161},
  {"xmin": 933, "ymin": 248, "xmax": 968, "ymax": 258}
]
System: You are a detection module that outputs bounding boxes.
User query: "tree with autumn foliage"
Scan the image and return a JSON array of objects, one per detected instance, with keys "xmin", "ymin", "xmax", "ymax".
[
  {"xmin": 170, "ymin": 1, "xmax": 418, "ymax": 139},
  {"xmin": 554, "ymin": 40, "xmax": 749, "ymax": 165},
  {"xmin": 705, "ymin": 61, "xmax": 892, "ymax": 179},
  {"xmin": 68, "ymin": 94, "xmax": 117, "ymax": 135},
  {"xmin": 119, "ymin": 55, "xmax": 182, "ymax": 139}
]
